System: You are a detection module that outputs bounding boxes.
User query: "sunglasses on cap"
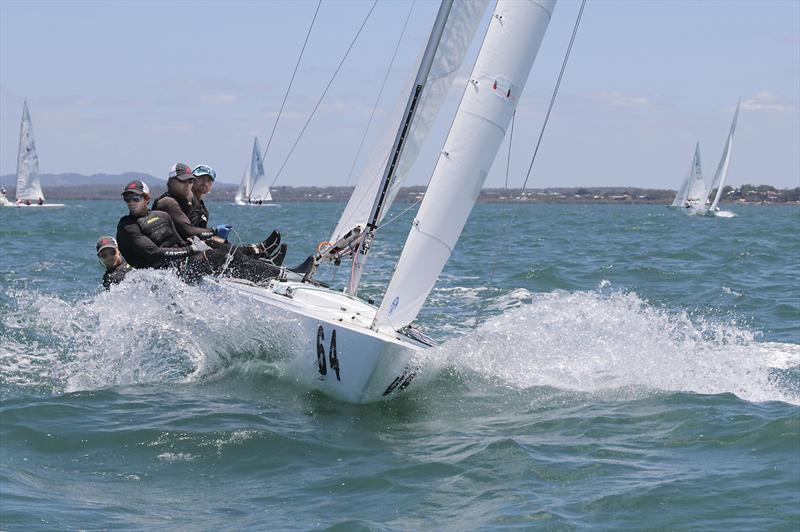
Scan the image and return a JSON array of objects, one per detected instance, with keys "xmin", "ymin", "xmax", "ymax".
[
  {"xmin": 192, "ymin": 165, "xmax": 216, "ymax": 181},
  {"xmin": 123, "ymin": 194, "xmax": 144, "ymax": 203},
  {"xmin": 97, "ymin": 248, "xmax": 117, "ymax": 259}
]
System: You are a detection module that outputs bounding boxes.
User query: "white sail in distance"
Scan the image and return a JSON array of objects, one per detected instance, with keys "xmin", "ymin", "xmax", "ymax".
[
  {"xmin": 16, "ymin": 101, "xmax": 44, "ymax": 202},
  {"xmin": 375, "ymin": 0, "xmax": 557, "ymax": 330},
  {"xmin": 709, "ymin": 102, "xmax": 740, "ymax": 211},
  {"xmin": 671, "ymin": 172, "xmax": 690, "ymax": 207},
  {"xmin": 249, "ymin": 137, "xmax": 272, "ymax": 202},
  {"xmin": 330, "ymin": 0, "xmax": 489, "ymax": 245},
  {"xmin": 684, "ymin": 142, "xmax": 706, "ymax": 207}
]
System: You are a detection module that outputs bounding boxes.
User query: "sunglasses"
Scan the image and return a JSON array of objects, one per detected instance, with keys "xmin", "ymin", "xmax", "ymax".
[
  {"xmin": 192, "ymin": 165, "xmax": 216, "ymax": 181},
  {"xmin": 123, "ymin": 194, "xmax": 144, "ymax": 203},
  {"xmin": 97, "ymin": 248, "xmax": 117, "ymax": 260}
]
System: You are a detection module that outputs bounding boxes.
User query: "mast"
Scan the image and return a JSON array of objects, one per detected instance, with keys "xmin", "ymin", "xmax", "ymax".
[{"xmin": 345, "ymin": 0, "xmax": 455, "ymax": 295}]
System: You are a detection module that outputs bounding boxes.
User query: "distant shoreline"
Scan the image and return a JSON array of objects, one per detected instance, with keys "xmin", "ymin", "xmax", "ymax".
[{"xmin": 1, "ymin": 173, "xmax": 798, "ymax": 205}]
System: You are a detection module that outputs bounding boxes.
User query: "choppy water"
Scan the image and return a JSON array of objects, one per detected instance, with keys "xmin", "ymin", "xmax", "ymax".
[{"xmin": 1, "ymin": 201, "xmax": 798, "ymax": 530}]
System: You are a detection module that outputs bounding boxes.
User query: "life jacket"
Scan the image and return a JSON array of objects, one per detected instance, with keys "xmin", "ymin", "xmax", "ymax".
[
  {"xmin": 190, "ymin": 198, "xmax": 209, "ymax": 228},
  {"xmin": 153, "ymin": 192, "xmax": 194, "ymax": 218},
  {"xmin": 136, "ymin": 210, "xmax": 182, "ymax": 247}
]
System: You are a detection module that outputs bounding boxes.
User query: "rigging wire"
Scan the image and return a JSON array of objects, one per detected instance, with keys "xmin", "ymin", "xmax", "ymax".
[
  {"xmin": 504, "ymin": 110, "xmax": 516, "ymax": 189},
  {"xmin": 481, "ymin": 0, "xmax": 587, "ymax": 313},
  {"xmin": 269, "ymin": 0, "xmax": 379, "ymax": 188},
  {"xmin": 326, "ymin": 1, "xmax": 416, "ymax": 240},
  {"xmin": 261, "ymin": 0, "xmax": 322, "ymax": 167}
]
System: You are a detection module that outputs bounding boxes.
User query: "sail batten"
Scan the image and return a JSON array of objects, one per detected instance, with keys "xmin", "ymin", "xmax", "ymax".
[{"xmin": 375, "ymin": 0, "xmax": 557, "ymax": 329}]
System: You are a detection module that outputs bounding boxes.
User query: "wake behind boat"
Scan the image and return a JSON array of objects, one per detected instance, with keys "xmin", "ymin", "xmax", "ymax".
[
  {"xmin": 217, "ymin": 0, "xmax": 556, "ymax": 403},
  {"xmin": 2, "ymin": 101, "xmax": 65, "ymax": 209}
]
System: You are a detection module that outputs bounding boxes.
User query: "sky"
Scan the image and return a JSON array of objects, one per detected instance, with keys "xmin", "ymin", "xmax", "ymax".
[{"xmin": 1, "ymin": 0, "xmax": 798, "ymax": 189}]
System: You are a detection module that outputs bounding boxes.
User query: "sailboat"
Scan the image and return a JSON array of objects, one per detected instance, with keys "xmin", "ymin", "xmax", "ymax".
[
  {"xmin": 3, "ymin": 101, "xmax": 64, "ymax": 209},
  {"xmin": 233, "ymin": 136, "xmax": 275, "ymax": 206},
  {"xmin": 214, "ymin": 0, "xmax": 556, "ymax": 403},
  {"xmin": 670, "ymin": 142, "xmax": 706, "ymax": 213},
  {"xmin": 701, "ymin": 102, "xmax": 740, "ymax": 217}
]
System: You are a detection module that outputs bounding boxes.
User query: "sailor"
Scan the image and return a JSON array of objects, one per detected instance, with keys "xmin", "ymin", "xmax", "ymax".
[
  {"xmin": 96, "ymin": 235, "xmax": 132, "ymax": 289},
  {"xmin": 116, "ymin": 179, "xmax": 304, "ymax": 284},
  {"xmin": 152, "ymin": 163, "xmax": 231, "ymax": 242},
  {"xmin": 187, "ymin": 163, "xmax": 286, "ymax": 264}
]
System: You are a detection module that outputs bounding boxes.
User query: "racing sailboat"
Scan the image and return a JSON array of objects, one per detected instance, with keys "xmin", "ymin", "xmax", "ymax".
[
  {"xmin": 233, "ymin": 136, "xmax": 274, "ymax": 205},
  {"xmin": 701, "ymin": 102, "xmax": 740, "ymax": 217},
  {"xmin": 673, "ymin": 143, "xmax": 706, "ymax": 213},
  {"xmin": 3, "ymin": 101, "xmax": 64, "ymax": 208},
  {"xmin": 219, "ymin": 0, "xmax": 557, "ymax": 403}
]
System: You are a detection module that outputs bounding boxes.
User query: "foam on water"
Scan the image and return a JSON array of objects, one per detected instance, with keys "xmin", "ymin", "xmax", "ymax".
[
  {"xmin": 2, "ymin": 270, "xmax": 798, "ymax": 405},
  {"xmin": 430, "ymin": 288, "xmax": 800, "ymax": 405},
  {"xmin": 0, "ymin": 269, "xmax": 305, "ymax": 395}
]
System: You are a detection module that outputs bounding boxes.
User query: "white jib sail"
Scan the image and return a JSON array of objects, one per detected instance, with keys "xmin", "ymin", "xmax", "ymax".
[
  {"xmin": 375, "ymin": 0, "xmax": 557, "ymax": 330},
  {"xmin": 671, "ymin": 173, "xmax": 690, "ymax": 207},
  {"xmin": 709, "ymin": 102, "xmax": 739, "ymax": 211},
  {"xmin": 330, "ymin": 0, "xmax": 489, "ymax": 244},
  {"xmin": 16, "ymin": 101, "xmax": 44, "ymax": 202},
  {"xmin": 685, "ymin": 142, "xmax": 706, "ymax": 206},
  {"xmin": 249, "ymin": 137, "xmax": 272, "ymax": 202},
  {"xmin": 234, "ymin": 165, "xmax": 249, "ymax": 203}
]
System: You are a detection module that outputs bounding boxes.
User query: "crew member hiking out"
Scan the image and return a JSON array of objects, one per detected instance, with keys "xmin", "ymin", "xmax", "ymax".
[
  {"xmin": 116, "ymin": 179, "xmax": 310, "ymax": 284},
  {"xmin": 156, "ymin": 163, "xmax": 286, "ymax": 264},
  {"xmin": 96, "ymin": 235, "xmax": 132, "ymax": 289}
]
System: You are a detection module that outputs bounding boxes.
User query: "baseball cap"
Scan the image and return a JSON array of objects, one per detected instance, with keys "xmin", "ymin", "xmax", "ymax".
[
  {"xmin": 96, "ymin": 235, "xmax": 118, "ymax": 253},
  {"xmin": 169, "ymin": 162, "xmax": 194, "ymax": 181},
  {"xmin": 192, "ymin": 164, "xmax": 216, "ymax": 181},
  {"xmin": 121, "ymin": 180, "xmax": 150, "ymax": 196}
]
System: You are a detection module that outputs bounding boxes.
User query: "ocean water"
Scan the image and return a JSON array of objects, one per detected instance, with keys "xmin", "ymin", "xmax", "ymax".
[{"xmin": 0, "ymin": 201, "xmax": 798, "ymax": 530}]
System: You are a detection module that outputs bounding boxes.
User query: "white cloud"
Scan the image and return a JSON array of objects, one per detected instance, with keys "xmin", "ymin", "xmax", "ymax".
[
  {"xmin": 200, "ymin": 94, "xmax": 237, "ymax": 105},
  {"xmin": 741, "ymin": 91, "xmax": 795, "ymax": 112},
  {"xmin": 591, "ymin": 92, "xmax": 650, "ymax": 107}
]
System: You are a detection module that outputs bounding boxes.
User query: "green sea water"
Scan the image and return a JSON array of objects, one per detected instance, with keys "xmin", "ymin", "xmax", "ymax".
[{"xmin": 1, "ymin": 202, "xmax": 798, "ymax": 530}]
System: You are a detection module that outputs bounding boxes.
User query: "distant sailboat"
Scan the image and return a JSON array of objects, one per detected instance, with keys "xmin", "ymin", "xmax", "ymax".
[
  {"xmin": 671, "ymin": 103, "xmax": 740, "ymax": 217},
  {"xmin": 702, "ymin": 102, "xmax": 740, "ymax": 217},
  {"xmin": 3, "ymin": 101, "xmax": 64, "ymax": 208},
  {"xmin": 233, "ymin": 137, "xmax": 275, "ymax": 206}
]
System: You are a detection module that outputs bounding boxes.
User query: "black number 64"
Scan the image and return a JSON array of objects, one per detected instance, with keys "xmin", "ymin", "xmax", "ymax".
[{"xmin": 316, "ymin": 325, "xmax": 341, "ymax": 381}]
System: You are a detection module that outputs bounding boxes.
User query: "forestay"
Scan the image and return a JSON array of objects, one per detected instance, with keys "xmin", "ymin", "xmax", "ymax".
[
  {"xmin": 375, "ymin": 0, "xmax": 557, "ymax": 330},
  {"xmin": 330, "ymin": 0, "xmax": 489, "ymax": 244},
  {"xmin": 16, "ymin": 101, "xmax": 44, "ymax": 202},
  {"xmin": 709, "ymin": 102, "xmax": 739, "ymax": 211}
]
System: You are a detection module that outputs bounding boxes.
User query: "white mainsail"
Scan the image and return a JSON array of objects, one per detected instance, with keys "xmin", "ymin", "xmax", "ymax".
[
  {"xmin": 16, "ymin": 101, "xmax": 44, "ymax": 202},
  {"xmin": 684, "ymin": 142, "xmax": 706, "ymax": 208},
  {"xmin": 708, "ymin": 102, "xmax": 739, "ymax": 211},
  {"xmin": 249, "ymin": 137, "xmax": 272, "ymax": 202},
  {"xmin": 375, "ymin": 0, "xmax": 556, "ymax": 329},
  {"xmin": 330, "ymin": 0, "xmax": 489, "ymax": 245}
]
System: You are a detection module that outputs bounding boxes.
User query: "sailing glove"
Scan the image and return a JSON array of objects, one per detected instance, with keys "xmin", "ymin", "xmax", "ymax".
[{"xmin": 214, "ymin": 224, "xmax": 233, "ymax": 240}]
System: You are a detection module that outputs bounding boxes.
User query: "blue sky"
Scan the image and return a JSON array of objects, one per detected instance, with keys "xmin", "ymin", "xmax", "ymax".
[{"xmin": 1, "ymin": 0, "xmax": 798, "ymax": 189}]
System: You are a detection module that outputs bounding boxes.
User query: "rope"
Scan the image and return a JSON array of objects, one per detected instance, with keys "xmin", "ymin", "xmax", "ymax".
[
  {"xmin": 480, "ymin": 0, "xmax": 587, "ymax": 321},
  {"xmin": 270, "ymin": 0, "xmax": 379, "ymax": 188},
  {"xmin": 262, "ymin": 0, "xmax": 322, "ymax": 167}
]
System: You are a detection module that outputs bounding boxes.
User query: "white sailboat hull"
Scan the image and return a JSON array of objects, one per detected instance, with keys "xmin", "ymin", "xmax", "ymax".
[
  {"xmin": 213, "ymin": 278, "xmax": 428, "ymax": 403},
  {"xmin": 2, "ymin": 202, "xmax": 65, "ymax": 208}
]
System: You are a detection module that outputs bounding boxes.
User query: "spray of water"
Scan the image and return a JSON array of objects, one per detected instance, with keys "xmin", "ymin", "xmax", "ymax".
[{"xmin": 429, "ymin": 289, "xmax": 799, "ymax": 404}]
